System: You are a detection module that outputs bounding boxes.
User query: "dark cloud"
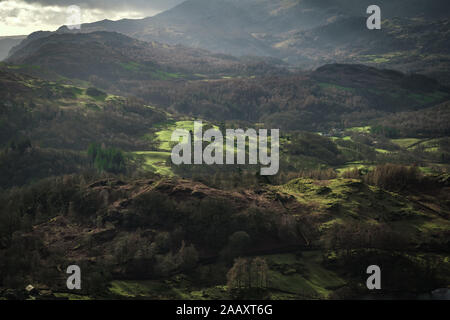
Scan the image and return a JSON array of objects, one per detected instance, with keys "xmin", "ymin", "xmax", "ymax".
[{"xmin": 21, "ymin": 0, "xmax": 185, "ymax": 13}]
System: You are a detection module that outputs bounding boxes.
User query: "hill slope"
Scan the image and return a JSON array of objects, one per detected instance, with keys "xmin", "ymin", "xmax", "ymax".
[
  {"xmin": 5, "ymin": 31, "xmax": 450, "ymax": 132},
  {"xmin": 0, "ymin": 66, "xmax": 169, "ymax": 187},
  {"xmin": 7, "ymin": 32, "xmax": 450, "ymax": 130},
  {"xmin": 1, "ymin": 175, "xmax": 449, "ymax": 299},
  {"xmin": 55, "ymin": 0, "xmax": 450, "ymax": 55},
  {"xmin": 0, "ymin": 36, "xmax": 26, "ymax": 61},
  {"xmin": 5, "ymin": 31, "xmax": 287, "ymax": 92}
]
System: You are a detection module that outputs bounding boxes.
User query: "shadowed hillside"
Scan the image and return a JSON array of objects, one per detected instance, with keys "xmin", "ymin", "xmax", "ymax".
[
  {"xmin": 1, "ymin": 174, "xmax": 448, "ymax": 299},
  {"xmin": 5, "ymin": 31, "xmax": 288, "ymax": 92}
]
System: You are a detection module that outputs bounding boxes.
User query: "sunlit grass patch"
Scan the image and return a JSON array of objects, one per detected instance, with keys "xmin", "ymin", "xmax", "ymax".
[
  {"xmin": 134, "ymin": 151, "xmax": 173, "ymax": 176},
  {"xmin": 155, "ymin": 120, "xmax": 219, "ymax": 151},
  {"xmin": 336, "ymin": 162, "xmax": 372, "ymax": 174},
  {"xmin": 155, "ymin": 120, "xmax": 197, "ymax": 151},
  {"xmin": 347, "ymin": 126, "xmax": 371, "ymax": 133},
  {"xmin": 391, "ymin": 138, "xmax": 422, "ymax": 149}
]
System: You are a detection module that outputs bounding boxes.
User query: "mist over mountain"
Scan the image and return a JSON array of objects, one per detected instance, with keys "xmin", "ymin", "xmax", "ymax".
[
  {"xmin": 62, "ymin": 0, "xmax": 450, "ymax": 49},
  {"xmin": 0, "ymin": 36, "xmax": 26, "ymax": 61},
  {"xmin": 54, "ymin": 0, "xmax": 449, "ymax": 55}
]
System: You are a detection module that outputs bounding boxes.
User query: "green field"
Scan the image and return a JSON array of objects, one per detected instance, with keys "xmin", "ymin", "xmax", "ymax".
[
  {"xmin": 134, "ymin": 151, "xmax": 173, "ymax": 176},
  {"xmin": 391, "ymin": 138, "xmax": 443, "ymax": 153},
  {"xmin": 134, "ymin": 120, "xmax": 220, "ymax": 175},
  {"xmin": 155, "ymin": 120, "xmax": 198, "ymax": 151},
  {"xmin": 132, "ymin": 120, "xmax": 197, "ymax": 175},
  {"xmin": 391, "ymin": 138, "xmax": 422, "ymax": 149}
]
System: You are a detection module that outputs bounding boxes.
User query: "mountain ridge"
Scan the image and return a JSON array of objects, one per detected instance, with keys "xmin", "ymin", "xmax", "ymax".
[
  {"xmin": 5, "ymin": 31, "xmax": 288, "ymax": 90},
  {"xmin": 7, "ymin": 0, "xmax": 449, "ymax": 85}
]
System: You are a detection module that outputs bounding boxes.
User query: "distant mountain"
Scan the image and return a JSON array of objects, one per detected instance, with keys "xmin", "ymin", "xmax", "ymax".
[
  {"xmin": 278, "ymin": 17, "xmax": 450, "ymax": 82},
  {"xmin": 5, "ymin": 31, "xmax": 287, "ymax": 94},
  {"xmin": 0, "ymin": 36, "xmax": 26, "ymax": 61},
  {"xmin": 56, "ymin": 0, "xmax": 449, "ymax": 56},
  {"xmin": 9, "ymin": 1, "xmax": 450, "ymax": 66},
  {"xmin": 56, "ymin": 0, "xmax": 336, "ymax": 56},
  {"xmin": 6, "ymin": 27, "xmax": 449, "ymax": 129},
  {"xmin": 6, "ymin": 26, "xmax": 449, "ymax": 131},
  {"xmin": 6, "ymin": 0, "xmax": 442, "ymax": 83}
]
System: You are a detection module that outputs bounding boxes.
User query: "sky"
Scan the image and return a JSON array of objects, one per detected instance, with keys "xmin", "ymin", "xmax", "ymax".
[{"xmin": 0, "ymin": 0, "xmax": 185, "ymax": 36}]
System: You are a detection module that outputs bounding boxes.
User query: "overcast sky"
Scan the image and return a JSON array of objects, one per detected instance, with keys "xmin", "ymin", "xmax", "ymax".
[{"xmin": 0, "ymin": 0, "xmax": 185, "ymax": 36}]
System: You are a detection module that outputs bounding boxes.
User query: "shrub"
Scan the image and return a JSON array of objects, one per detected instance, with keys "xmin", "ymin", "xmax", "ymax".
[{"xmin": 365, "ymin": 164, "xmax": 422, "ymax": 191}]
